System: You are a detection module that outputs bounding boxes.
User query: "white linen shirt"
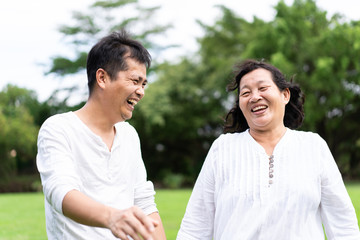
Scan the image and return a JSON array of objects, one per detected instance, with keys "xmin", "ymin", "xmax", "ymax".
[
  {"xmin": 177, "ymin": 129, "xmax": 360, "ymax": 240},
  {"xmin": 37, "ymin": 112, "xmax": 158, "ymax": 239}
]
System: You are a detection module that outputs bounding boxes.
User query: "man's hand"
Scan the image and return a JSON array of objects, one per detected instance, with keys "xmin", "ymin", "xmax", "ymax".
[
  {"xmin": 108, "ymin": 206, "xmax": 158, "ymax": 240},
  {"xmin": 63, "ymin": 190, "xmax": 160, "ymax": 239}
]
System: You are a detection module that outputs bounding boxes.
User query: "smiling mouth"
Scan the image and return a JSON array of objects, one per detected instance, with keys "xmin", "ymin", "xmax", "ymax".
[
  {"xmin": 127, "ymin": 99, "xmax": 138, "ymax": 107},
  {"xmin": 251, "ymin": 105, "xmax": 267, "ymax": 112}
]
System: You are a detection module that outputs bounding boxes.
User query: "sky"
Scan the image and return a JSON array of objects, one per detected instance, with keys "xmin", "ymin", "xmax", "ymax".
[{"xmin": 0, "ymin": 0, "xmax": 358, "ymax": 102}]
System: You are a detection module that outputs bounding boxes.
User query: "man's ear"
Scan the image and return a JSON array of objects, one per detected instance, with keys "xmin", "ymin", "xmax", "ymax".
[{"xmin": 96, "ymin": 68, "xmax": 108, "ymax": 89}]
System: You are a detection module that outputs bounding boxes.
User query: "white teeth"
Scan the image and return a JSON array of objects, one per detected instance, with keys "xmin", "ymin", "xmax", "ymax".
[{"xmin": 252, "ymin": 106, "xmax": 266, "ymax": 112}]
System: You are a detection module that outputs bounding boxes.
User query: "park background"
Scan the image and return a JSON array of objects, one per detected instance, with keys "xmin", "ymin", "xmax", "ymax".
[{"xmin": 0, "ymin": 0, "xmax": 360, "ymax": 239}]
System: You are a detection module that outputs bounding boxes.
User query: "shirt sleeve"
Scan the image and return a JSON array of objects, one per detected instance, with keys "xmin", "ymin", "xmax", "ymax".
[
  {"xmin": 177, "ymin": 140, "xmax": 217, "ymax": 240},
  {"xmin": 36, "ymin": 117, "xmax": 81, "ymax": 214},
  {"xmin": 134, "ymin": 180, "xmax": 158, "ymax": 215},
  {"xmin": 318, "ymin": 136, "xmax": 360, "ymax": 239},
  {"xmin": 129, "ymin": 125, "xmax": 158, "ymax": 215}
]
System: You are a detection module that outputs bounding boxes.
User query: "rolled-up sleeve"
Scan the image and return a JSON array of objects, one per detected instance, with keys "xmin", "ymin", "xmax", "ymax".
[
  {"xmin": 134, "ymin": 181, "xmax": 157, "ymax": 215},
  {"xmin": 130, "ymin": 126, "xmax": 158, "ymax": 216},
  {"xmin": 37, "ymin": 119, "xmax": 80, "ymax": 214}
]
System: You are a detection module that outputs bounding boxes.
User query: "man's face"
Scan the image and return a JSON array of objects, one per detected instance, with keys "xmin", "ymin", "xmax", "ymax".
[{"xmin": 104, "ymin": 58, "xmax": 147, "ymax": 123}]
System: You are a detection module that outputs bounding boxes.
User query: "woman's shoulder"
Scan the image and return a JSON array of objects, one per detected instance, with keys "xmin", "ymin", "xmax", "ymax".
[
  {"xmin": 217, "ymin": 131, "xmax": 248, "ymax": 141},
  {"xmin": 212, "ymin": 131, "xmax": 249, "ymax": 148},
  {"xmin": 288, "ymin": 128, "xmax": 325, "ymax": 145}
]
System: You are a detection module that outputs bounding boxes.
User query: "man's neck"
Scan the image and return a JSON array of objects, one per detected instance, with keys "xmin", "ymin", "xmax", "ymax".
[{"xmin": 75, "ymin": 101, "xmax": 116, "ymax": 151}]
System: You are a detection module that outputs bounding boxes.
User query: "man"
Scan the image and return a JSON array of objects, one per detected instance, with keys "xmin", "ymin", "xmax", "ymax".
[{"xmin": 37, "ymin": 30, "xmax": 166, "ymax": 240}]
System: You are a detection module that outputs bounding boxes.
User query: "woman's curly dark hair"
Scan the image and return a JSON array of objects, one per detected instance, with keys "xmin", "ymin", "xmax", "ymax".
[{"xmin": 224, "ymin": 59, "xmax": 305, "ymax": 133}]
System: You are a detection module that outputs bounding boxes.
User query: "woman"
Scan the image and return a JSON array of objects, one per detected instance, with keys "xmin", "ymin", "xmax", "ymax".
[{"xmin": 177, "ymin": 59, "xmax": 359, "ymax": 239}]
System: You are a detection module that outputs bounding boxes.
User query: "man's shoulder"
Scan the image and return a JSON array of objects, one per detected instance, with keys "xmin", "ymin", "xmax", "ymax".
[
  {"xmin": 115, "ymin": 121, "xmax": 138, "ymax": 136},
  {"xmin": 40, "ymin": 112, "xmax": 75, "ymax": 129}
]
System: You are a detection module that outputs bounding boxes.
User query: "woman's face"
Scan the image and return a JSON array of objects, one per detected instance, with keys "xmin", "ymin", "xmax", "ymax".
[{"xmin": 238, "ymin": 68, "xmax": 290, "ymax": 132}]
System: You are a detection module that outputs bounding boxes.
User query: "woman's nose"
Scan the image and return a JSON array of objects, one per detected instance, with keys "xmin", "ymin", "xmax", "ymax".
[{"xmin": 250, "ymin": 91, "xmax": 262, "ymax": 102}]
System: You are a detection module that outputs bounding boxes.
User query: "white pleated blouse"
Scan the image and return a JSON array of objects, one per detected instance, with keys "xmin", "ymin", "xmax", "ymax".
[{"xmin": 177, "ymin": 128, "xmax": 360, "ymax": 240}]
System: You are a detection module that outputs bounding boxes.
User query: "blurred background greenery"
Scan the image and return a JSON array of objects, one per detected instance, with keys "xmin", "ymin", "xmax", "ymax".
[{"xmin": 1, "ymin": 0, "xmax": 360, "ymax": 192}]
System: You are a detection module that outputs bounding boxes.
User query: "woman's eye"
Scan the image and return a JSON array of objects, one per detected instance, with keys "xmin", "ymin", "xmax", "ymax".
[
  {"xmin": 240, "ymin": 92, "xmax": 250, "ymax": 97},
  {"xmin": 259, "ymin": 87, "xmax": 268, "ymax": 91}
]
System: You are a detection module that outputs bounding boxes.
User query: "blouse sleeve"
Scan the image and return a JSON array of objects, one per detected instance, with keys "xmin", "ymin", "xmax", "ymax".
[
  {"xmin": 318, "ymin": 136, "xmax": 360, "ymax": 239},
  {"xmin": 177, "ymin": 141, "xmax": 217, "ymax": 240}
]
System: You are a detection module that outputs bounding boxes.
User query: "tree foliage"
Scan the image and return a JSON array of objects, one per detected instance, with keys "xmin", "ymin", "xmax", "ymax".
[
  {"xmin": 3, "ymin": 0, "xmax": 359, "ymax": 188},
  {"xmin": 134, "ymin": 0, "xmax": 360, "ymax": 181},
  {"xmin": 0, "ymin": 85, "xmax": 40, "ymax": 179},
  {"xmin": 45, "ymin": 0, "xmax": 360, "ymax": 182},
  {"xmin": 0, "ymin": 83, "xmax": 84, "ymax": 184},
  {"xmin": 48, "ymin": 0, "xmax": 171, "ymax": 77}
]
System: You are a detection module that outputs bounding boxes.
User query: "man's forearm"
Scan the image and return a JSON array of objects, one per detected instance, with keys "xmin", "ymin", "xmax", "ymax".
[
  {"xmin": 62, "ymin": 189, "xmax": 157, "ymax": 240},
  {"xmin": 149, "ymin": 212, "xmax": 167, "ymax": 240},
  {"xmin": 62, "ymin": 189, "xmax": 110, "ymax": 228}
]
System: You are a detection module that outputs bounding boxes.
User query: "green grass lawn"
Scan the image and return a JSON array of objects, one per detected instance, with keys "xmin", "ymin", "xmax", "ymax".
[
  {"xmin": 0, "ymin": 193, "xmax": 46, "ymax": 240},
  {"xmin": 0, "ymin": 189, "xmax": 191, "ymax": 240},
  {"xmin": 0, "ymin": 185, "xmax": 359, "ymax": 239},
  {"xmin": 344, "ymin": 182, "xmax": 360, "ymax": 219},
  {"xmin": 156, "ymin": 189, "xmax": 191, "ymax": 239}
]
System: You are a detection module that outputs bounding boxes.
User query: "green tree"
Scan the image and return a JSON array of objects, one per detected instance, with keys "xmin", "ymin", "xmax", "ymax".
[
  {"xmin": 131, "ymin": 59, "xmax": 229, "ymax": 184},
  {"xmin": 43, "ymin": 0, "xmax": 174, "ymax": 184},
  {"xmin": 141, "ymin": 0, "xmax": 360, "ymax": 180},
  {"xmin": 47, "ymin": 0, "xmax": 171, "ymax": 91},
  {"xmin": 0, "ymin": 85, "xmax": 39, "ymax": 179},
  {"xmin": 246, "ymin": 0, "xmax": 360, "ymax": 178},
  {"xmin": 42, "ymin": 0, "xmax": 360, "ymax": 184}
]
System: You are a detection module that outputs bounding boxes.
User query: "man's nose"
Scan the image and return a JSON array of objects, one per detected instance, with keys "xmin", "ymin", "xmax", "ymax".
[{"xmin": 135, "ymin": 85, "xmax": 145, "ymax": 98}]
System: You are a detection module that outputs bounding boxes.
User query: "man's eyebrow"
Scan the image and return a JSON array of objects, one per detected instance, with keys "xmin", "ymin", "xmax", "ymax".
[
  {"xmin": 138, "ymin": 77, "xmax": 147, "ymax": 84},
  {"xmin": 130, "ymin": 73, "xmax": 146, "ymax": 81}
]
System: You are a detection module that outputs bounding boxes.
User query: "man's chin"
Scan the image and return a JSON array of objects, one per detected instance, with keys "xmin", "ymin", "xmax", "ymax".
[{"xmin": 120, "ymin": 113, "xmax": 132, "ymax": 122}]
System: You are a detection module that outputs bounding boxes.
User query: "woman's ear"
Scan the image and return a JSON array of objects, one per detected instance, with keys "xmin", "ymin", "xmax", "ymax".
[{"xmin": 283, "ymin": 88, "xmax": 290, "ymax": 104}]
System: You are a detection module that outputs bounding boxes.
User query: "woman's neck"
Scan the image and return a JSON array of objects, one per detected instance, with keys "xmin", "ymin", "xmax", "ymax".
[{"xmin": 249, "ymin": 125, "xmax": 287, "ymax": 156}]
